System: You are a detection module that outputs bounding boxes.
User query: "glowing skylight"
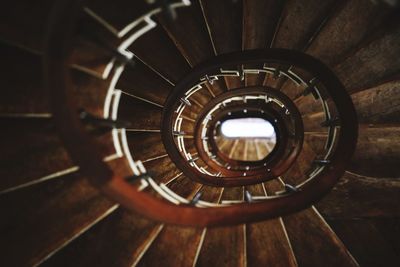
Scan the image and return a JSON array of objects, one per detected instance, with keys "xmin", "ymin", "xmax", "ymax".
[{"xmin": 221, "ymin": 118, "xmax": 276, "ymax": 138}]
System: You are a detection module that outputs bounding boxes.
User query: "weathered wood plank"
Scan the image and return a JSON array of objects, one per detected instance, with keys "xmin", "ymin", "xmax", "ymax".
[
  {"xmin": 349, "ymin": 127, "xmax": 400, "ymax": 177},
  {"xmin": 326, "ymin": 218, "xmax": 400, "ymax": 267},
  {"xmin": 143, "ymin": 156, "xmax": 181, "ymax": 184},
  {"xmin": 334, "ymin": 18, "xmax": 400, "ymax": 93},
  {"xmin": 156, "ymin": 1, "xmax": 214, "ymax": 66},
  {"xmin": 126, "ymin": 132, "xmax": 166, "ymax": 161},
  {"xmin": 246, "ymin": 184, "xmax": 297, "ymax": 267},
  {"xmin": 307, "ymin": 0, "xmax": 393, "ymax": 66},
  {"xmin": 351, "ymin": 79, "xmax": 400, "ymax": 124},
  {"xmin": 282, "ymin": 207, "xmax": 358, "ymax": 267},
  {"xmin": 0, "ymin": 43, "xmax": 48, "ymax": 113},
  {"xmin": 128, "ymin": 25, "xmax": 191, "ymax": 83},
  {"xmin": 0, "ymin": 171, "xmax": 116, "ymax": 267},
  {"xmin": 199, "ymin": 0, "xmax": 242, "ymax": 54},
  {"xmin": 0, "ymin": 0, "xmax": 53, "ymax": 51},
  {"xmin": 196, "ymin": 187, "xmax": 245, "ymax": 267},
  {"xmin": 116, "ymin": 60, "xmax": 173, "ymax": 106},
  {"xmin": 0, "ymin": 118, "xmax": 72, "ymax": 193},
  {"xmin": 117, "ymin": 93, "xmax": 163, "ymax": 130},
  {"xmin": 242, "ymin": 0, "xmax": 285, "ymax": 50},
  {"xmin": 264, "ymin": 180, "xmax": 358, "ymax": 266},
  {"xmin": 138, "ymin": 224, "xmax": 204, "ymax": 267},
  {"xmin": 85, "ymin": 0, "xmax": 154, "ymax": 33},
  {"xmin": 272, "ymin": 0, "xmax": 339, "ymax": 50},
  {"xmin": 317, "ymin": 172, "xmax": 400, "ymax": 219},
  {"xmin": 71, "ymin": 68, "xmax": 112, "ymax": 117},
  {"xmin": 40, "ymin": 208, "xmax": 161, "ymax": 267}
]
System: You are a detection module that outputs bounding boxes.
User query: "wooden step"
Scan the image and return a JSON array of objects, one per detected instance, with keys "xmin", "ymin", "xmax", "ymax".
[
  {"xmin": 302, "ymin": 111, "xmax": 325, "ymax": 132},
  {"xmin": 0, "ymin": 0, "xmax": 54, "ymax": 52},
  {"xmin": 267, "ymin": 180, "xmax": 358, "ymax": 267},
  {"xmin": 167, "ymin": 175, "xmax": 201, "ymax": 199},
  {"xmin": 281, "ymin": 207, "xmax": 358, "ymax": 267},
  {"xmin": 272, "ymin": 0, "xmax": 340, "ymax": 50},
  {"xmin": 317, "ymin": 171, "xmax": 400, "ymax": 219},
  {"xmin": 0, "ymin": 118, "xmax": 72, "ymax": 193},
  {"xmin": 137, "ymin": 224, "xmax": 204, "ymax": 267},
  {"xmin": 71, "ymin": 68, "xmax": 113, "ymax": 117},
  {"xmin": 70, "ymin": 9, "xmax": 121, "ymax": 77},
  {"xmin": 304, "ymin": 131, "xmax": 329, "ymax": 156},
  {"xmin": 136, "ymin": 176, "xmax": 203, "ymax": 266},
  {"xmin": 326, "ymin": 218, "xmax": 400, "ymax": 267},
  {"xmin": 143, "ymin": 155, "xmax": 181, "ymax": 184},
  {"xmin": 372, "ymin": 218, "xmax": 400, "ymax": 262},
  {"xmin": 0, "ymin": 170, "xmax": 116, "ymax": 266},
  {"xmin": 351, "ymin": 79, "xmax": 400, "ymax": 124},
  {"xmin": 125, "ymin": 131, "xmax": 166, "ymax": 161},
  {"xmin": 242, "ymin": 0, "xmax": 285, "ymax": 50},
  {"xmin": 40, "ymin": 208, "xmax": 161, "ymax": 267},
  {"xmin": 128, "ymin": 25, "xmax": 191, "ymax": 84},
  {"xmin": 201, "ymin": 0, "xmax": 245, "ymax": 90},
  {"xmin": 349, "ymin": 126, "xmax": 400, "ymax": 177},
  {"xmin": 196, "ymin": 187, "xmax": 246, "ymax": 267},
  {"xmin": 156, "ymin": 1, "xmax": 214, "ymax": 67},
  {"xmin": 0, "ymin": 43, "xmax": 48, "ymax": 114},
  {"xmin": 0, "ymin": 115, "xmax": 115, "ymax": 194},
  {"xmin": 117, "ymin": 93, "xmax": 163, "ymax": 130},
  {"xmin": 306, "ymin": 0, "xmax": 394, "ymax": 66},
  {"xmin": 199, "ymin": 0, "xmax": 242, "ymax": 54},
  {"xmin": 334, "ymin": 17, "xmax": 400, "ymax": 94},
  {"xmin": 85, "ymin": 0, "xmax": 155, "ymax": 34},
  {"xmin": 116, "ymin": 60, "xmax": 173, "ymax": 106},
  {"xmin": 246, "ymin": 184, "xmax": 297, "ymax": 266}
]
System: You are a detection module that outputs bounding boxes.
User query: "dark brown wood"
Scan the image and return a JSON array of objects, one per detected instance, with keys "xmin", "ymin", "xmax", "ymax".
[
  {"xmin": 0, "ymin": 170, "xmax": 115, "ymax": 267},
  {"xmin": 0, "ymin": 0, "xmax": 54, "ymax": 51},
  {"xmin": 327, "ymin": 219, "xmax": 400, "ymax": 267},
  {"xmin": 125, "ymin": 132, "xmax": 166, "ymax": 161},
  {"xmin": 0, "ymin": 118, "xmax": 72, "ymax": 193},
  {"xmin": 128, "ymin": 25, "xmax": 191, "ymax": 83},
  {"xmin": 138, "ymin": 225, "xmax": 204, "ymax": 267},
  {"xmin": 306, "ymin": 0, "xmax": 394, "ymax": 66},
  {"xmin": 167, "ymin": 175, "xmax": 201, "ymax": 198},
  {"xmin": 156, "ymin": 1, "xmax": 214, "ymax": 67},
  {"xmin": 317, "ymin": 172, "xmax": 400, "ymax": 219},
  {"xmin": 282, "ymin": 207, "xmax": 358, "ymax": 267},
  {"xmin": 45, "ymin": 0, "xmax": 359, "ymax": 226},
  {"xmin": 373, "ymin": 218, "xmax": 400, "ymax": 259},
  {"xmin": 117, "ymin": 94, "xmax": 163, "ymax": 130},
  {"xmin": 334, "ymin": 20, "xmax": 400, "ymax": 94},
  {"xmin": 85, "ymin": 0, "xmax": 154, "ymax": 32},
  {"xmin": 71, "ymin": 68, "xmax": 113, "ymax": 116},
  {"xmin": 196, "ymin": 187, "xmax": 245, "ymax": 267},
  {"xmin": 143, "ymin": 156, "xmax": 181, "ymax": 184},
  {"xmin": 40, "ymin": 208, "xmax": 161, "ymax": 267},
  {"xmin": 351, "ymin": 79, "xmax": 400, "ymax": 124},
  {"xmin": 116, "ymin": 60, "xmax": 173, "ymax": 106},
  {"xmin": 0, "ymin": 43, "xmax": 48, "ymax": 113},
  {"xmin": 69, "ymin": 8, "xmax": 132, "ymax": 77},
  {"xmin": 199, "ymin": 0, "xmax": 242, "ymax": 54},
  {"xmin": 246, "ymin": 184, "xmax": 297, "ymax": 267},
  {"xmin": 272, "ymin": 0, "xmax": 339, "ymax": 50},
  {"xmin": 302, "ymin": 111, "xmax": 325, "ymax": 132},
  {"xmin": 242, "ymin": 0, "xmax": 285, "ymax": 50},
  {"xmin": 349, "ymin": 127, "xmax": 400, "ymax": 177}
]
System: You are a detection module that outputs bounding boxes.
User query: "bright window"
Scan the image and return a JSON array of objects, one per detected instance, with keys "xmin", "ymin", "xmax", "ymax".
[{"xmin": 220, "ymin": 118, "xmax": 276, "ymax": 139}]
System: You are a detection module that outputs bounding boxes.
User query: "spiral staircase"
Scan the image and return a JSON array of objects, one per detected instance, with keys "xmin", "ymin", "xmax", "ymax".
[{"xmin": 1, "ymin": 0, "xmax": 400, "ymax": 266}]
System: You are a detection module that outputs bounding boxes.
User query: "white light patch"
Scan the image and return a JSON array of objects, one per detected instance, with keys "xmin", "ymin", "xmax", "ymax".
[{"xmin": 221, "ymin": 118, "xmax": 275, "ymax": 138}]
